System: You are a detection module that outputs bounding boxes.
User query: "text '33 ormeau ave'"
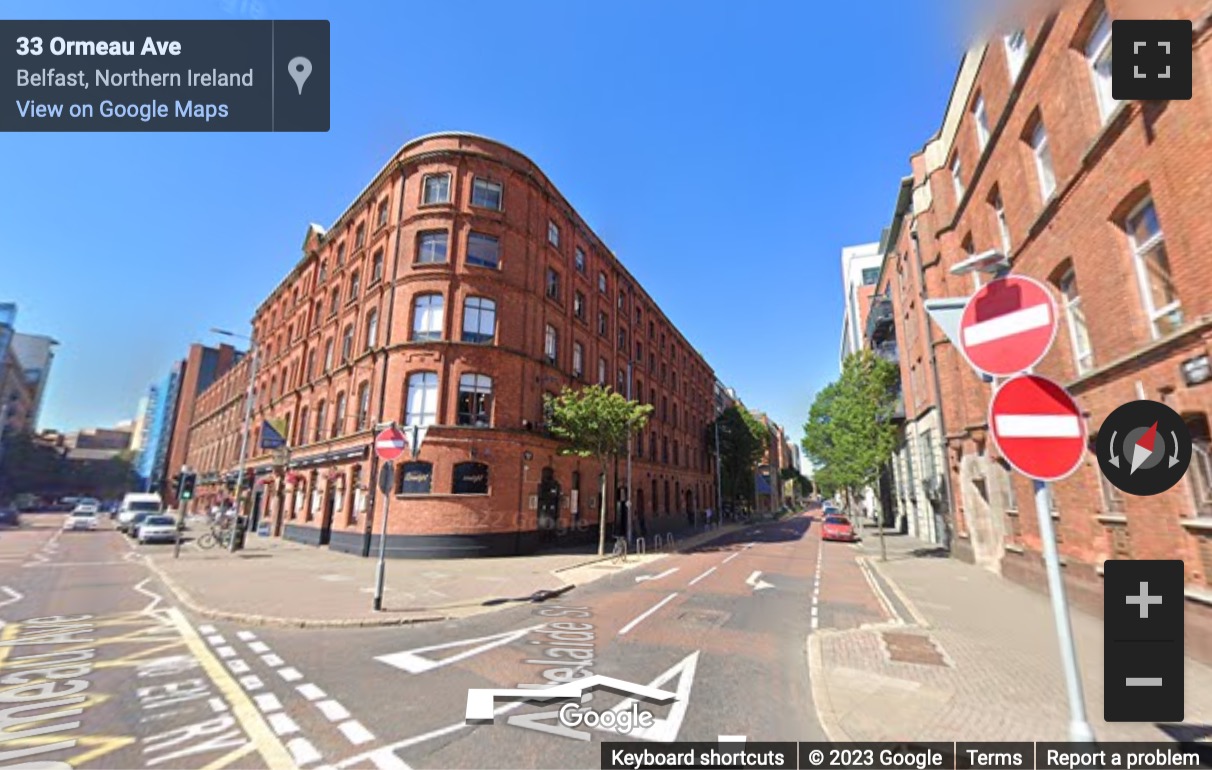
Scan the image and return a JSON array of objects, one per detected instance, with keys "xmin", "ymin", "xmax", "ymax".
[{"xmin": 0, "ymin": 20, "xmax": 329, "ymax": 132}]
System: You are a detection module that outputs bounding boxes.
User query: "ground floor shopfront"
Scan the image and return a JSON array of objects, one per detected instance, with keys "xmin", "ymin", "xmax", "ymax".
[{"xmin": 193, "ymin": 426, "xmax": 715, "ymax": 558}]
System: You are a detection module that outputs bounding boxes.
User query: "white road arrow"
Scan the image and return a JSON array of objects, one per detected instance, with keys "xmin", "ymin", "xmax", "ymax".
[
  {"xmin": 376, "ymin": 624, "xmax": 544, "ymax": 674},
  {"xmin": 745, "ymin": 571, "xmax": 774, "ymax": 591},
  {"xmin": 636, "ymin": 568, "xmax": 679, "ymax": 583}
]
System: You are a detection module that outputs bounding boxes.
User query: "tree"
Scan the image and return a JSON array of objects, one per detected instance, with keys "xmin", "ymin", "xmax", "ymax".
[
  {"xmin": 706, "ymin": 405, "xmax": 768, "ymax": 511},
  {"xmin": 545, "ymin": 385, "xmax": 653, "ymax": 555},
  {"xmin": 0, "ymin": 431, "xmax": 140, "ymax": 504},
  {"xmin": 801, "ymin": 350, "xmax": 900, "ymax": 559}
]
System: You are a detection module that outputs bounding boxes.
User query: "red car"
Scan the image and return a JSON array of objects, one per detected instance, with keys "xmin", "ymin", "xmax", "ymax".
[{"xmin": 821, "ymin": 514, "xmax": 857, "ymax": 542}]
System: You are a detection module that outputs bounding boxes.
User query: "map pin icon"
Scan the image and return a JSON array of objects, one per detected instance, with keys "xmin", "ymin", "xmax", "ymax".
[{"xmin": 288, "ymin": 56, "xmax": 312, "ymax": 95}]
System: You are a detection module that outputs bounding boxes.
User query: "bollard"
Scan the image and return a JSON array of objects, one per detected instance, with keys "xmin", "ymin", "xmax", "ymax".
[
  {"xmin": 667, "ymin": 535, "xmax": 676, "ymax": 552},
  {"xmin": 654, "ymin": 534, "xmax": 664, "ymax": 551},
  {"xmin": 636, "ymin": 537, "xmax": 645, "ymax": 555}
]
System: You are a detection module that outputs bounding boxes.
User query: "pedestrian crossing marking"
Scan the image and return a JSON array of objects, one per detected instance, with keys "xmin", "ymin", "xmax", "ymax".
[
  {"xmin": 376, "ymin": 624, "xmax": 546, "ymax": 674},
  {"xmin": 0, "ymin": 734, "xmax": 137, "ymax": 767}
]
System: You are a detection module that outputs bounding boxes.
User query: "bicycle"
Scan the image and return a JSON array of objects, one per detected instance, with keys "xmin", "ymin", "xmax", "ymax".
[
  {"xmin": 611, "ymin": 535, "xmax": 628, "ymax": 565},
  {"xmin": 195, "ymin": 520, "xmax": 234, "ymax": 550}
]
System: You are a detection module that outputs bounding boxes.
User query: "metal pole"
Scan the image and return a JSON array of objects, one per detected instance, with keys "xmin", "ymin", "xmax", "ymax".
[
  {"xmin": 372, "ymin": 479, "xmax": 391, "ymax": 611},
  {"xmin": 1033, "ymin": 479, "xmax": 1096, "ymax": 742},
  {"xmin": 714, "ymin": 418, "xmax": 723, "ymax": 526},
  {"xmin": 229, "ymin": 345, "xmax": 259, "ymax": 553},
  {"xmin": 626, "ymin": 361, "xmax": 634, "ymax": 548}
]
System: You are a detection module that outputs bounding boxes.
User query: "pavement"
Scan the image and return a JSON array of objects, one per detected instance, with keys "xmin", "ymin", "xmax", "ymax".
[{"xmin": 809, "ymin": 527, "xmax": 1212, "ymax": 743}]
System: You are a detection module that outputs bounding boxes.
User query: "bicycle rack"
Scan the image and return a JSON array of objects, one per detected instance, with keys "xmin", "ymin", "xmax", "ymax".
[
  {"xmin": 653, "ymin": 534, "xmax": 664, "ymax": 551},
  {"xmin": 635, "ymin": 537, "xmax": 645, "ymax": 555},
  {"xmin": 666, "ymin": 535, "xmax": 677, "ymax": 552}
]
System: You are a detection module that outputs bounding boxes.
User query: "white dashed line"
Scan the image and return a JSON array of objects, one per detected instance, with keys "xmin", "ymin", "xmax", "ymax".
[
  {"xmin": 248, "ymin": 641, "xmax": 270, "ymax": 654},
  {"xmin": 338, "ymin": 720, "xmax": 375, "ymax": 745},
  {"xmin": 198, "ymin": 624, "xmax": 217, "ymax": 635},
  {"xmin": 297, "ymin": 683, "xmax": 326, "ymax": 701},
  {"xmin": 723, "ymin": 552, "xmax": 740, "ymax": 564},
  {"xmin": 239, "ymin": 675, "xmax": 265, "ymax": 691},
  {"xmin": 278, "ymin": 667, "xmax": 303, "ymax": 682},
  {"xmin": 216, "ymin": 646, "xmax": 236, "ymax": 658},
  {"xmin": 206, "ymin": 634, "xmax": 225, "ymax": 646},
  {"xmin": 317, "ymin": 699, "xmax": 350, "ymax": 722},
  {"xmin": 268, "ymin": 712, "xmax": 301, "ymax": 736},
  {"xmin": 287, "ymin": 737, "xmax": 322, "ymax": 767},
  {"xmin": 262, "ymin": 654, "xmax": 285, "ymax": 667},
  {"xmin": 208, "ymin": 697, "xmax": 228, "ymax": 713},
  {"xmin": 236, "ymin": 630, "xmax": 257, "ymax": 641},
  {"xmin": 254, "ymin": 693, "xmax": 283, "ymax": 712},
  {"xmin": 227, "ymin": 659, "xmax": 251, "ymax": 674},
  {"xmin": 619, "ymin": 592, "xmax": 678, "ymax": 636},
  {"xmin": 688, "ymin": 566, "xmax": 717, "ymax": 586}
]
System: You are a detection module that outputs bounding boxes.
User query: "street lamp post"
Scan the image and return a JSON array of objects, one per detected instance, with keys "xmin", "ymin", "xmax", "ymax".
[
  {"xmin": 212, "ymin": 328, "xmax": 259, "ymax": 554},
  {"xmin": 626, "ymin": 361, "xmax": 634, "ymax": 548}
]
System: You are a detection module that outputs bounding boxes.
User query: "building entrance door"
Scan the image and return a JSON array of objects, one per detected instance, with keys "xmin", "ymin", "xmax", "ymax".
[
  {"xmin": 538, "ymin": 468, "xmax": 560, "ymax": 535},
  {"xmin": 319, "ymin": 485, "xmax": 336, "ymax": 546}
]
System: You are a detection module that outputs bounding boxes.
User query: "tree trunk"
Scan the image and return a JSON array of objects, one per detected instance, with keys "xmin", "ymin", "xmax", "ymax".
[{"xmin": 597, "ymin": 462, "xmax": 608, "ymax": 556}]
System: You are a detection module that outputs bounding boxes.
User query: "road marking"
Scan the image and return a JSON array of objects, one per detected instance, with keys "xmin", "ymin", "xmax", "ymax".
[
  {"xmin": 262, "ymin": 653, "xmax": 284, "ymax": 667},
  {"xmin": 254, "ymin": 693, "xmax": 283, "ymax": 712},
  {"xmin": 635, "ymin": 567, "xmax": 679, "ymax": 583},
  {"xmin": 209, "ymin": 697, "xmax": 229, "ymax": 712},
  {"xmin": 0, "ymin": 585, "xmax": 23, "ymax": 609},
  {"xmin": 248, "ymin": 640, "xmax": 270, "ymax": 653},
  {"xmin": 688, "ymin": 566, "xmax": 716, "ymax": 586},
  {"xmin": 207, "ymin": 634, "xmax": 226, "ymax": 646},
  {"xmin": 239, "ymin": 675, "xmax": 265, "ymax": 691},
  {"xmin": 745, "ymin": 571, "xmax": 774, "ymax": 591},
  {"xmin": 287, "ymin": 737, "xmax": 322, "ymax": 767},
  {"xmin": 164, "ymin": 607, "xmax": 294, "ymax": 769},
  {"xmin": 216, "ymin": 645, "xmax": 236, "ymax": 658},
  {"xmin": 586, "ymin": 650, "xmax": 700, "ymax": 742},
  {"xmin": 279, "ymin": 666, "xmax": 303, "ymax": 681},
  {"xmin": 857, "ymin": 556, "xmax": 902, "ymax": 625},
  {"xmin": 376, "ymin": 623, "xmax": 546, "ymax": 674},
  {"xmin": 200, "ymin": 742, "xmax": 258, "ymax": 770},
  {"xmin": 619, "ymin": 592, "xmax": 679, "ymax": 635},
  {"xmin": 199, "ymin": 624, "xmax": 217, "ymax": 634},
  {"xmin": 236, "ymin": 630, "xmax": 257, "ymax": 641},
  {"xmin": 227, "ymin": 659, "xmax": 251, "ymax": 674},
  {"xmin": 317, "ymin": 699, "xmax": 351, "ymax": 721},
  {"xmin": 338, "ymin": 719, "xmax": 375, "ymax": 745},
  {"xmin": 723, "ymin": 552, "xmax": 740, "ymax": 564},
  {"xmin": 268, "ymin": 712, "xmax": 301, "ymax": 736},
  {"xmin": 297, "ymin": 683, "xmax": 326, "ymax": 701},
  {"xmin": 133, "ymin": 578, "xmax": 163, "ymax": 613}
]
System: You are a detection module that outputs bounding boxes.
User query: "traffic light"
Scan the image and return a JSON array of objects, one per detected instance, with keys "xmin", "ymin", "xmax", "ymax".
[
  {"xmin": 172, "ymin": 473, "xmax": 183, "ymax": 498},
  {"xmin": 180, "ymin": 473, "xmax": 196, "ymax": 501}
]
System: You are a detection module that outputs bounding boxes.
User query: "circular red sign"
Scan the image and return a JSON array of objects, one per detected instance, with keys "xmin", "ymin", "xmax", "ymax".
[
  {"xmin": 989, "ymin": 374, "xmax": 1086, "ymax": 481},
  {"xmin": 374, "ymin": 426, "xmax": 408, "ymax": 461},
  {"xmin": 959, "ymin": 275, "xmax": 1058, "ymax": 377}
]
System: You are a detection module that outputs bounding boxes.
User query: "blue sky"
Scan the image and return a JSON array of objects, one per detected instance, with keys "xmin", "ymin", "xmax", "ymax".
[{"xmin": 2, "ymin": 0, "xmax": 969, "ymax": 446}]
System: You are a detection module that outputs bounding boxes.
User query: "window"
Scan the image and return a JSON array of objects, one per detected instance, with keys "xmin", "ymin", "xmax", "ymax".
[
  {"xmin": 364, "ymin": 309, "xmax": 378, "ymax": 349},
  {"xmin": 597, "ymin": 311, "xmax": 607, "ymax": 336},
  {"xmin": 547, "ymin": 221, "xmax": 560, "ymax": 247},
  {"xmin": 973, "ymin": 95, "xmax": 990, "ymax": 150},
  {"xmin": 1005, "ymin": 29, "xmax": 1028, "ymax": 81},
  {"xmin": 314, "ymin": 400, "xmax": 327, "ymax": 441},
  {"xmin": 337, "ymin": 243, "xmax": 346, "ymax": 265},
  {"xmin": 452, "ymin": 462, "xmax": 489, "ymax": 495},
  {"xmin": 312, "ymin": 300, "xmax": 322, "ymax": 330},
  {"xmin": 341, "ymin": 324, "xmax": 354, "ymax": 363},
  {"xmin": 991, "ymin": 188, "xmax": 1012, "ymax": 254},
  {"xmin": 860, "ymin": 267, "xmax": 880, "ymax": 286},
  {"xmin": 1085, "ymin": 10, "xmax": 1117, "ymax": 122},
  {"xmin": 417, "ymin": 231, "xmax": 448, "ymax": 264},
  {"xmin": 1126, "ymin": 200, "xmax": 1183, "ymax": 336},
  {"xmin": 618, "ymin": 289, "xmax": 625, "ymax": 310},
  {"xmin": 466, "ymin": 232, "xmax": 500, "ymax": 268},
  {"xmin": 404, "ymin": 373, "xmax": 438, "ymax": 426},
  {"xmin": 471, "ymin": 178, "xmax": 502, "ymax": 210},
  {"xmin": 572, "ymin": 342, "xmax": 584, "ymax": 378},
  {"xmin": 950, "ymin": 153, "xmax": 965, "ymax": 202},
  {"xmin": 423, "ymin": 173, "xmax": 450, "ymax": 205},
  {"xmin": 575, "ymin": 247, "xmax": 585, "ymax": 273},
  {"xmin": 617, "ymin": 328, "xmax": 626, "ymax": 352},
  {"xmin": 1058, "ymin": 268, "xmax": 1094, "ymax": 374},
  {"xmin": 348, "ymin": 271, "xmax": 361, "ymax": 301},
  {"xmin": 462, "ymin": 297, "xmax": 496, "ymax": 344},
  {"xmin": 356, "ymin": 382, "xmax": 370, "ymax": 430},
  {"xmin": 573, "ymin": 291, "xmax": 585, "ymax": 321},
  {"xmin": 617, "ymin": 368, "xmax": 625, "ymax": 393},
  {"xmin": 318, "ymin": 259, "xmax": 327, "ymax": 282},
  {"xmin": 323, "ymin": 338, "xmax": 334, "ymax": 372},
  {"xmin": 546, "ymin": 268, "xmax": 561, "ymax": 301},
  {"xmin": 377, "ymin": 199, "xmax": 389, "ymax": 227},
  {"xmin": 371, "ymin": 250, "xmax": 384, "ymax": 282},
  {"xmin": 636, "ymin": 341, "xmax": 644, "ymax": 362},
  {"xmin": 398, "ymin": 461, "xmax": 433, "ymax": 495},
  {"xmin": 412, "ymin": 294, "xmax": 444, "ymax": 341},
  {"xmin": 355, "ymin": 224, "xmax": 366, "ymax": 248},
  {"xmin": 306, "ymin": 350, "xmax": 316, "ymax": 380},
  {"xmin": 297, "ymin": 407, "xmax": 309, "ymax": 444},
  {"xmin": 333, "ymin": 392, "xmax": 347, "ymax": 437},
  {"xmin": 457, "ymin": 374, "xmax": 493, "ymax": 427},
  {"xmin": 1029, "ymin": 121, "xmax": 1056, "ymax": 201},
  {"xmin": 598, "ymin": 272, "xmax": 607, "ymax": 293},
  {"xmin": 598, "ymin": 358, "xmax": 607, "ymax": 385},
  {"xmin": 329, "ymin": 289, "xmax": 339, "ymax": 316},
  {"xmin": 544, "ymin": 324, "xmax": 558, "ymax": 364}
]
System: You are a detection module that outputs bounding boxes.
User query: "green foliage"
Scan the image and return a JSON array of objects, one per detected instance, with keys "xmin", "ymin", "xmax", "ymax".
[
  {"xmin": 708, "ymin": 405, "xmax": 769, "ymax": 505},
  {"xmin": 0, "ymin": 432, "xmax": 139, "ymax": 502},
  {"xmin": 544, "ymin": 385, "xmax": 653, "ymax": 469},
  {"xmin": 801, "ymin": 350, "xmax": 900, "ymax": 498}
]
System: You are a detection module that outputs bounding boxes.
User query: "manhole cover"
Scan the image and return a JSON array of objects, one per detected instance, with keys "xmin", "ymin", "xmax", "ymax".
[
  {"xmin": 881, "ymin": 631, "xmax": 948, "ymax": 666},
  {"xmin": 678, "ymin": 610, "xmax": 730, "ymax": 627}
]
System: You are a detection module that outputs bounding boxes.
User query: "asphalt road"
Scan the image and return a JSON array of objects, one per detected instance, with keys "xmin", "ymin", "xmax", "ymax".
[{"xmin": 0, "ymin": 511, "xmax": 887, "ymax": 770}]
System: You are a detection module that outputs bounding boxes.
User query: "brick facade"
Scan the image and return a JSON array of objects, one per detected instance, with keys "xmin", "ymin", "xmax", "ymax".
[{"xmin": 186, "ymin": 133, "xmax": 717, "ymax": 557}]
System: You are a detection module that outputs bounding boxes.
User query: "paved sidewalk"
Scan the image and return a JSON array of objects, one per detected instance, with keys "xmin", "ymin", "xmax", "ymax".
[
  {"xmin": 810, "ymin": 531, "xmax": 1212, "ymax": 743},
  {"xmin": 142, "ymin": 518, "xmax": 752, "ymax": 628}
]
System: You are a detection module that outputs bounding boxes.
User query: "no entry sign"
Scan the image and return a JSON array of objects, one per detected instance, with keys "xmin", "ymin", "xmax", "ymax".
[
  {"xmin": 374, "ymin": 425, "xmax": 408, "ymax": 462},
  {"xmin": 960, "ymin": 275, "xmax": 1058, "ymax": 377},
  {"xmin": 990, "ymin": 374, "xmax": 1086, "ymax": 481}
]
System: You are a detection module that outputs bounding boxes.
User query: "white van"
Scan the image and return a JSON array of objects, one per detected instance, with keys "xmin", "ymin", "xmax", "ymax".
[{"xmin": 117, "ymin": 493, "xmax": 163, "ymax": 532}]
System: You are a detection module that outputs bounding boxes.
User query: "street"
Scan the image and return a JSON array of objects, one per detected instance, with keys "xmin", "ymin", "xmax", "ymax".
[{"xmin": 0, "ymin": 511, "xmax": 888, "ymax": 769}]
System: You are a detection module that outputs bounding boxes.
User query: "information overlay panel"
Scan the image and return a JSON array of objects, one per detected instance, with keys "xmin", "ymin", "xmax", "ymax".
[{"xmin": 0, "ymin": 20, "xmax": 329, "ymax": 131}]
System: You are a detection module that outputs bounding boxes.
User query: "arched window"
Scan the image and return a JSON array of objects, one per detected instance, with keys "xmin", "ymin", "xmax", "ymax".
[
  {"xmin": 457, "ymin": 374, "xmax": 494, "ymax": 427},
  {"xmin": 404, "ymin": 373, "xmax": 438, "ymax": 426},
  {"xmin": 462, "ymin": 297, "xmax": 496, "ymax": 344},
  {"xmin": 365, "ymin": 308, "xmax": 379, "ymax": 349},
  {"xmin": 333, "ymin": 392, "xmax": 347, "ymax": 437},
  {"xmin": 348, "ymin": 270, "xmax": 361, "ymax": 301},
  {"xmin": 323, "ymin": 338, "xmax": 334, "ymax": 372},
  {"xmin": 452, "ymin": 462, "xmax": 489, "ymax": 495},
  {"xmin": 356, "ymin": 381, "xmax": 370, "ymax": 431},
  {"xmin": 329, "ymin": 288, "xmax": 339, "ymax": 316},
  {"xmin": 412, "ymin": 294, "xmax": 444, "ymax": 341},
  {"xmin": 314, "ymin": 400, "xmax": 327, "ymax": 442}
]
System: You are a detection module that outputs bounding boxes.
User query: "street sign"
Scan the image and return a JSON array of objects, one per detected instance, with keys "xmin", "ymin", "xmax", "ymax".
[
  {"xmin": 377, "ymin": 462, "xmax": 394, "ymax": 495},
  {"xmin": 959, "ymin": 275, "xmax": 1058, "ymax": 377},
  {"xmin": 260, "ymin": 419, "xmax": 287, "ymax": 449},
  {"xmin": 990, "ymin": 374, "xmax": 1087, "ymax": 481},
  {"xmin": 407, "ymin": 424, "xmax": 429, "ymax": 459},
  {"xmin": 374, "ymin": 425, "xmax": 408, "ymax": 461}
]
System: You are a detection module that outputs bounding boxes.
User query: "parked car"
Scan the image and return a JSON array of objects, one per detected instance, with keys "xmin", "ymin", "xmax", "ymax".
[
  {"xmin": 0, "ymin": 505, "xmax": 18, "ymax": 527},
  {"xmin": 135, "ymin": 515, "xmax": 178, "ymax": 545},
  {"xmin": 125, "ymin": 512, "xmax": 152, "ymax": 538},
  {"xmin": 63, "ymin": 510, "xmax": 98, "ymax": 531},
  {"xmin": 821, "ymin": 514, "xmax": 857, "ymax": 542},
  {"xmin": 72, "ymin": 502, "xmax": 100, "ymax": 516},
  {"xmin": 117, "ymin": 493, "xmax": 163, "ymax": 532}
]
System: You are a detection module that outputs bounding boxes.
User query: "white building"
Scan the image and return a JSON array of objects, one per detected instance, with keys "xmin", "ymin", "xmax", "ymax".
[{"xmin": 839, "ymin": 242, "xmax": 883, "ymax": 367}]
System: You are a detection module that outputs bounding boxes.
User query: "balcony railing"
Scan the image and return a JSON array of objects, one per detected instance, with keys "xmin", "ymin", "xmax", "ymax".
[{"xmin": 865, "ymin": 296, "xmax": 894, "ymax": 343}]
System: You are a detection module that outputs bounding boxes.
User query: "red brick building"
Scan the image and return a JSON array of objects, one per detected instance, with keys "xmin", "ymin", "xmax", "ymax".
[
  {"xmin": 871, "ymin": 0, "xmax": 1212, "ymax": 657},
  {"xmin": 187, "ymin": 133, "xmax": 718, "ymax": 557}
]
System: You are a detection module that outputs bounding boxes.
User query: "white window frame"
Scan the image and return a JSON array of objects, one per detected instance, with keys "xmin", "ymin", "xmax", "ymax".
[
  {"xmin": 598, "ymin": 358, "xmax": 607, "ymax": 385},
  {"xmin": 1059, "ymin": 268, "xmax": 1094, "ymax": 374},
  {"xmin": 457, "ymin": 374, "xmax": 493, "ymax": 427},
  {"xmin": 575, "ymin": 247, "xmax": 586, "ymax": 273},
  {"xmin": 417, "ymin": 231, "xmax": 448, "ymax": 264},
  {"xmin": 466, "ymin": 232, "xmax": 500, "ymax": 269},
  {"xmin": 1126, "ymin": 199, "xmax": 1183, "ymax": 338},
  {"xmin": 1085, "ymin": 10, "xmax": 1118, "ymax": 123},
  {"xmin": 365, "ymin": 309, "xmax": 378, "ymax": 349},
  {"xmin": 548, "ymin": 221, "xmax": 560, "ymax": 247},
  {"xmin": 405, "ymin": 372, "xmax": 439, "ymax": 427},
  {"xmin": 572, "ymin": 342, "xmax": 584, "ymax": 378},
  {"xmin": 598, "ymin": 272, "xmax": 607, "ymax": 293},
  {"xmin": 1030, "ymin": 122, "xmax": 1056, "ymax": 201},
  {"xmin": 471, "ymin": 178, "xmax": 503, "ymax": 210},
  {"xmin": 544, "ymin": 324, "xmax": 558, "ymax": 364},
  {"xmin": 412, "ymin": 294, "xmax": 444, "ymax": 342},
  {"xmin": 461, "ymin": 296, "xmax": 496, "ymax": 344},
  {"xmin": 422, "ymin": 173, "xmax": 451, "ymax": 205},
  {"xmin": 973, "ymin": 95, "xmax": 990, "ymax": 151},
  {"xmin": 950, "ymin": 154, "xmax": 965, "ymax": 202},
  {"xmin": 1005, "ymin": 29, "xmax": 1028, "ymax": 82}
]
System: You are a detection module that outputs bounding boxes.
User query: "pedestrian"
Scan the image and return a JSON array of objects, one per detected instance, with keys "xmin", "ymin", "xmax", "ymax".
[{"xmin": 705, "ymin": 507, "xmax": 713, "ymax": 529}]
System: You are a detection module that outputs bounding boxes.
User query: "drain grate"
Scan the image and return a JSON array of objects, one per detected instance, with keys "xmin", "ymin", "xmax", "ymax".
[
  {"xmin": 678, "ymin": 610, "xmax": 730, "ymax": 627},
  {"xmin": 881, "ymin": 631, "xmax": 948, "ymax": 666}
]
